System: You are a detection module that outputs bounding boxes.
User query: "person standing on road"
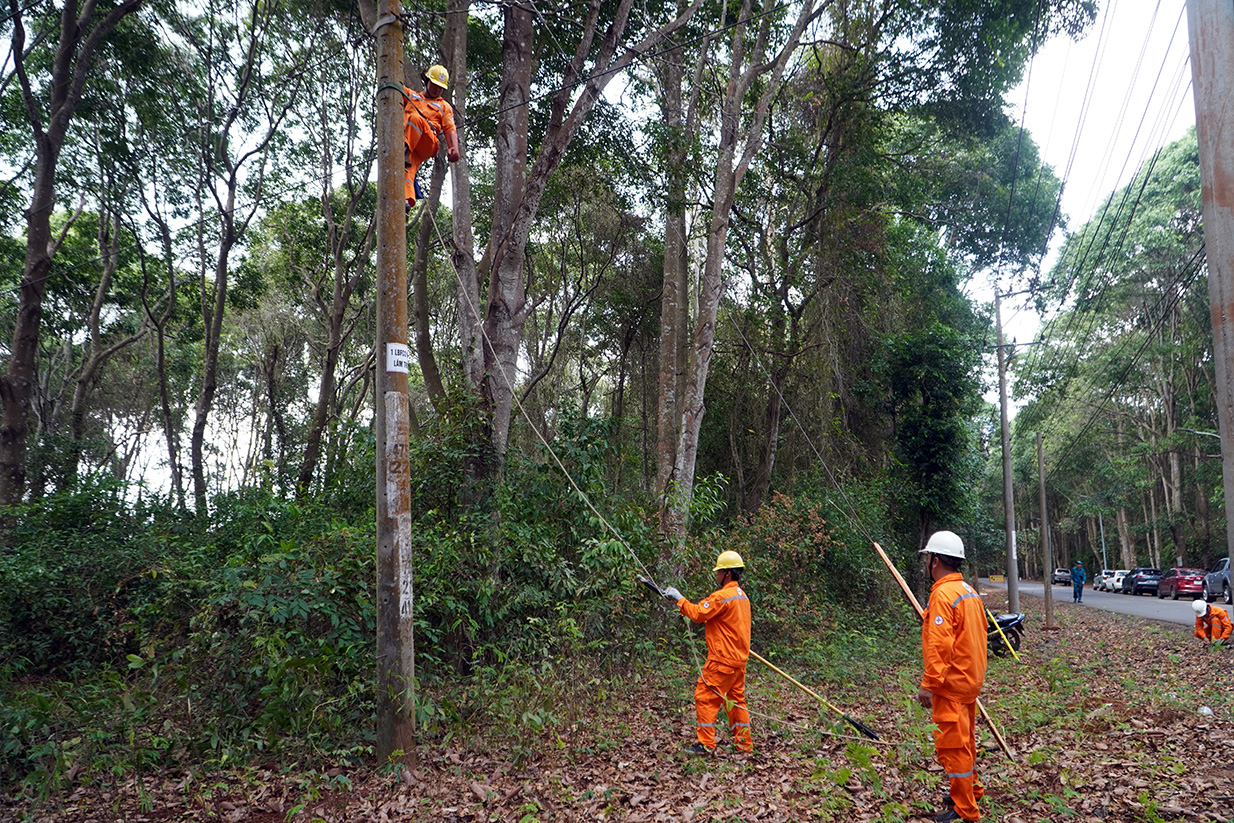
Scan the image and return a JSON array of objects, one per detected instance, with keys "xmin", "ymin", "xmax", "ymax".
[
  {"xmin": 661, "ymin": 551, "xmax": 753, "ymax": 756},
  {"xmin": 1193, "ymin": 598, "xmax": 1232, "ymax": 645},
  {"xmin": 917, "ymin": 531, "xmax": 987, "ymax": 823},
  {"xmin": 1071, "ymin": 560, "xmax": 1087, "ymax": 603}
]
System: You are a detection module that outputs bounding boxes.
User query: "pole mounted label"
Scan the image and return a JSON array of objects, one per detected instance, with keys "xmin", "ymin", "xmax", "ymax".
[{"xmin": 386, "ymin": 342, "xmax": 410, "ymax": 373}]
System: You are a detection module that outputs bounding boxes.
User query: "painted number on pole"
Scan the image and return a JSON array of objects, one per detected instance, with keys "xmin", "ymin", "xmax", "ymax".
[{"xmin": 386, "ymin": 343, "xmax": 410, "ymax": 373}]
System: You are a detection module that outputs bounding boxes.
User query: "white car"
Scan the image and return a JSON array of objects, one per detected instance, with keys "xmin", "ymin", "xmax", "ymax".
[
  {"xmin": 1096, "ymin": 569, "xmax": 1116, "ymax": 590},
  {"xmin": 1103, "ymin": 569, "xmax": 1130, "ymax": 592}
]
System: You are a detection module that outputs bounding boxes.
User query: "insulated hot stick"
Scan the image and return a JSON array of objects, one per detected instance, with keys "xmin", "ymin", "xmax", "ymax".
[
  {"xmin": 872, "ymin": 541, "xmax": 1014, "ymax": 760},
  {"xmin": 748, "ymin": 651, "xmax": 881, "ymax": 740},
  {"xmin": 638, "ymin": 575, "xmax": 668, "ymax": 599}
]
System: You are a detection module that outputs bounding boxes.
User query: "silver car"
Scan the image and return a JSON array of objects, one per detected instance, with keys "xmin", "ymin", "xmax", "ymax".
[{"xmin": 1203, "ymin": 558, "xmax": 1231, "ymax": 604}]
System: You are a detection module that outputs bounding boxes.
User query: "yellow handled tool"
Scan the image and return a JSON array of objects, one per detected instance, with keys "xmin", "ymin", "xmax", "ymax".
[{"xmin": 749, "ymin": 650, "xmax": 880, "ymax": 740}]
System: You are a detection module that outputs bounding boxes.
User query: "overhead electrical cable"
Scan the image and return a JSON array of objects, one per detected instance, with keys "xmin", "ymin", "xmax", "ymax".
[{"xmin": 1021, "ymin": 7, "xmax": 1191, "ymax": 396}]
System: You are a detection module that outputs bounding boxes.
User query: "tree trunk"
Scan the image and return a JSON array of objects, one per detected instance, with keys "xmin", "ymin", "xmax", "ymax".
[
  {"xmin": 70, "ymin": 209, "xmax": 149, "ymax": 479},
  {"xmin": 459, "ymin": 0, "xmax": 704, "ymax": 484},
  {"xmin": 1117, "ymin": 506, "xmax": 1136, "ymax": 568},
  {"xmin": 657, "ymin": 0, "xmax": 821, "ymax": 540},
  {"xmin": 0, "ymin": 0, "xmax": 143, "ymax": 509},
  {"xmin": 191, "ymin": 228, "xmax": 236, "ymax": 512},
  {"xmin": 297, "ymin": 81, "xmax": 376, "ymax": 497},
  {"xmin": 654, "ymin": 35, "xmax": 691, "ymax": 503}
]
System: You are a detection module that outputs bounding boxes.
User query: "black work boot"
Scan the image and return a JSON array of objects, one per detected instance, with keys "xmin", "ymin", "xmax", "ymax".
[{"xmin": 684, "ymin": 743, "xmax": 714, "ymax": 756}]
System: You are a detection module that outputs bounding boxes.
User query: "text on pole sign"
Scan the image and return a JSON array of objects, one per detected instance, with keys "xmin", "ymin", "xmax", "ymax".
[{"xmin": 386, "ymin": 342, "xmax": 410, "ymax": 374}]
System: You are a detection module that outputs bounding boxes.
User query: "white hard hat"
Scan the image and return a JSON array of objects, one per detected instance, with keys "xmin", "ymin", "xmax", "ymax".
[
  {"xmin": 920, "ymin": 530, "xmax": 965, "ymax": 560},
  {"xmin": 1193, "ymin": 599, "xmax": 1208, "ymax": 616}
]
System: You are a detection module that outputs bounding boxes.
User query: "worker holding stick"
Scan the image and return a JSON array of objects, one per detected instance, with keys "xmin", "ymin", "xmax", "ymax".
[
  {"xmin": 917, "ymin": 530, "xmax": 987, "ymax": 823},
  {"xmin": 660, "ymin": 551, "xmax": 753, "ymax": 755}
]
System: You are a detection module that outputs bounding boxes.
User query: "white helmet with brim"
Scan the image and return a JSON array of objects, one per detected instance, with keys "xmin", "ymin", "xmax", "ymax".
[{"xmin": 920, "ymin": 530, "xmax": 965, "ymax": 560}]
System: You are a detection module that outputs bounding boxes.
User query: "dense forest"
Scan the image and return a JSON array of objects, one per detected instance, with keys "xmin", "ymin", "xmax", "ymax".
[{"xmin": 1, "ymin": 0, "xmax": 1227, "ymax": 797}]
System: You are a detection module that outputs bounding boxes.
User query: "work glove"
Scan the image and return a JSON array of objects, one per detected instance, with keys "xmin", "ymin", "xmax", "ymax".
[{"xmin": 662, "ymin": 586, "xmax": 683, "ymax": 603}]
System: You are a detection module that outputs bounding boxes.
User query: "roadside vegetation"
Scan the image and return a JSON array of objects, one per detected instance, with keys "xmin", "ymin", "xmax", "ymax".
[{"xmin": 5, "ymin": 523, "xmax": 1230, "ymax": 823}]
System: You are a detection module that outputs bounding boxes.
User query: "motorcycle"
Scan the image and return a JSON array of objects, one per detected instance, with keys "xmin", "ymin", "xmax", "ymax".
[{"xmin": 987, "ymin": 611, "xmax": 1026, "ymax": 656}]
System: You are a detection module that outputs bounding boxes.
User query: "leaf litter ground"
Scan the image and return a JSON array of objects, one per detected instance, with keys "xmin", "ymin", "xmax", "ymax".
[{"xmin": 6, "ymin": 589, "xmax": 1232, "ymax": 822}]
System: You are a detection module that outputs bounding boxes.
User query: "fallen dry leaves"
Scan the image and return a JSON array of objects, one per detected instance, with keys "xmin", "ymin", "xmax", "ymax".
[{"xmin": 4, "ymin": 589, "xmax": 1231, "ymax": 822}]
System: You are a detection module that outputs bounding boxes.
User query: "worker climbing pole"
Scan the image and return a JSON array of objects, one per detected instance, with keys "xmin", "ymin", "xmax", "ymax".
[{"xmin": 402, "ymin": 64, "xmax": 462, "ymax": 212}]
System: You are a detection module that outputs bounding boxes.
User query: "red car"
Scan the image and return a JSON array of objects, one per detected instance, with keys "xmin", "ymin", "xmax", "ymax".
[{"xmin": 1157, "ymin": 567, "xmax": 1206, "ymax": 600}]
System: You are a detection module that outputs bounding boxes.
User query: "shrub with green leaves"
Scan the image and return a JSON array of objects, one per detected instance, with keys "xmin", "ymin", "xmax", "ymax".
[{"xmin": 0, "ymin": 483, "xmax": 180, "ymax": 676}]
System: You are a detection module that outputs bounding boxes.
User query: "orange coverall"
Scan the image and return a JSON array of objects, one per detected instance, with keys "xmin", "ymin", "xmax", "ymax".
[
  {"xmin": 402, "ymin": 86, "xmax": 457, "ymax": 206},
  {"xmin": 676, "ymin": 580, "xmax": 752, "ymax": 752},
  {"xmin": 921, "ymin": 572, "xmax": 989, "ymax": 822},
  {"xmin": 1195, "ymin": 605, "xmax": 1232, "ymax": 642}
]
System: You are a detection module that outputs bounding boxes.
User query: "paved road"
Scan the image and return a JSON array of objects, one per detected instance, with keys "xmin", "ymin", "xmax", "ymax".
[{"xmin": 980, "ymin": 578, "xmax": 1234, "ymax": 628}]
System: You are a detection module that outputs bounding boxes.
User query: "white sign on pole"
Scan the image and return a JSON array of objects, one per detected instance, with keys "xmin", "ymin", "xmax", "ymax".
[{"xmin": 386, "ymin": 342, "xmax": 410, "ymax": 374}]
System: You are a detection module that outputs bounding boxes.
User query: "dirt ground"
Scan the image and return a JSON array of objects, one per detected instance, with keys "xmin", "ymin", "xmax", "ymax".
[{"xmin": 5, "ymin": 588, "xmax": 1233, "ymax": 822}]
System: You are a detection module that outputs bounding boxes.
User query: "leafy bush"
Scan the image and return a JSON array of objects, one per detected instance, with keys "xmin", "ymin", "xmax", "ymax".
[
  {"xmin": 181, "ymin": 520, "xmax": 377, "ymax": 757},
  {"xmin": 0, "ymin": 483, "xmax": 183, "ymax": 675}
]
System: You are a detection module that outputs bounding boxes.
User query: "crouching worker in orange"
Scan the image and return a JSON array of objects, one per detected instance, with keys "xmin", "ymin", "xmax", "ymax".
[
  {"xmin": 403, "ymin": 64, "xmax": 461, "ymax": 211},
  {"xmin": 917, "ymin": 531, "xmax": 988, "ymax": 823},
  {"xmin": 660, "ymin": 551, "xmax": 752, "ymax": 756},
  {"xmin": 1192, "ymin": 598, "xmax": 1232, "ymax": 645}
]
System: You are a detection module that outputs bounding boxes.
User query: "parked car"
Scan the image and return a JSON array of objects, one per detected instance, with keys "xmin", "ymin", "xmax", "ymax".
[
  {"xmin": 1105, "ymin": 569, "xmax": 1130, "ymax": 592},
  {"xmin": 1121, "ymin": 567, "xmax": 1162, "ymax": 595},
  {"xmin": 1096, "ymin": 569, "xmax": 1117, "ymax": 591},
  {"xmin": 1203, "ymin": 557, "xmax": 1231, "ymax": 604},
  {"xmin": 1052, "ymin": 568, "xmax": 1071, "ymax": 585},
  {"xmin": 1156, "ymin": 567, "xmax": 1206, "ymax": 600}
]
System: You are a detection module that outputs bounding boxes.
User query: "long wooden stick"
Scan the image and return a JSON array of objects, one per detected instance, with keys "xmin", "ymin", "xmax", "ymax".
[
  {"xmin": 748, "ymin": 650, "xmax": 880, "ymax": 740},
  {"xmin": 872, "ymin": 541, "xmax": 1014, "ymax": 760}
]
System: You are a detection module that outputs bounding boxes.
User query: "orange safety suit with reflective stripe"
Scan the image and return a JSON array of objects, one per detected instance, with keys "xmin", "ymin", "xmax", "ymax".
[
  {"xmin": 677, "ymin": 581, "xmax": 752, "ymax": 751},
  {"xmin": 922, "ymin": 572, "xmax": 988, "ymax": 822},
  {"xmin": 402, "ymin": 86, "xmax": 457, "ymax": 205},
  {"xmin": 1195, "ymin": 606, "xmax": 1232, "ymax": 641}
]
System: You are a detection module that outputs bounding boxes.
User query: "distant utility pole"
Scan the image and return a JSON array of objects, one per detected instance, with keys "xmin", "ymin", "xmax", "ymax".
[
  {"xmin": 1187, "ymin": 0, "xmax": 1234, "ymax": 577},
  {"xmin": 995, "ymin": 292, "xmax": 1021, "ymax": 613},
  {"xmin": 373, "ymin": 0, "xmax": 415, "ymax": 763},
  {"xmin": 1037, "ymin": 432, "xmax": 1054, "ymax": 628}
]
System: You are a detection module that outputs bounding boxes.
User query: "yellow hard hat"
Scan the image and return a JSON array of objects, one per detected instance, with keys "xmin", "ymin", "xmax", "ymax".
[
  {"xmin": 423, "ymin": 64, "xmax": 449, "ymax": 90},
  {"xmin": 713, "ymin": 550, "xmax": 745, "ymax": 571}
]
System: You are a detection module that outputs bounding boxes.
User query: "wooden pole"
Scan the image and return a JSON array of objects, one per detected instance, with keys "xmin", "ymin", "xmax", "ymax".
[
  {"xmin": 871, "ymin": 542, "xmax": 1014, "ymax": 760},
  {"xmin": 995, "ymin": 292, "xmax": 1021, "ymax": 613},
  {"xmin": 1187, "ymin": 0, "xmax": 1234, "ymax": 579},
  {"xmin": 1037, "ymin": 432, "xmax": 1054, "ymax": 629},
  {"xmin": 374, "ymin": 1, "xmax": 415, "ymax": 763}
]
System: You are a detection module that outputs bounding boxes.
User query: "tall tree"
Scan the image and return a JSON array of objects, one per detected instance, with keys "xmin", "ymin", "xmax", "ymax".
[
  {"xmin": 177, "ymin": 0, "xmax": 327, "ymax": 512},
  {"xmin": 655, "ymin": 0, "xmax": 825, "ymax": 541},
  {"xmin": 445, "ymin": 0, "xmax": 704, "ymax": 488},
  {"xmin": 1, "ymin": 0, "xmax": 144, "ymax": 508}
]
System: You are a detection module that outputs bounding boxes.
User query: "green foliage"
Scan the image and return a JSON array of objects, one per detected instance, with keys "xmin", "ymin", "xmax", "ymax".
[{"xmin": 0, "ymin": 482, "xmax": 182, "ymax": 675}]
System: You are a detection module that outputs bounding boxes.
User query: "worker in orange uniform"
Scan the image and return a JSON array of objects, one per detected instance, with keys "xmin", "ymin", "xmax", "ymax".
[
  {"xmin": 403, "ymin": 64, "xmax": 461, "ymax": 211},
  {"xmin": 661, "ymin": 551, "xmax": 752, "ymax": 755},
  {"xmin": 1192, "ymin": 598, "xmax": 1232, "ymax": 645},
  {"xmin": 917, "ymin": 531, "xmax": 988, "ymax": 823}
]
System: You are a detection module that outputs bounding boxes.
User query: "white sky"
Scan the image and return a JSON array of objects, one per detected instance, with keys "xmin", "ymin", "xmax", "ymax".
[
  {"xmin": 977, "ymin": 0, "xmax": 1195, "ymax": 404},
  {"xmin": 987, "ymin": 0, "xmax": 1195, "ymax": 342}
]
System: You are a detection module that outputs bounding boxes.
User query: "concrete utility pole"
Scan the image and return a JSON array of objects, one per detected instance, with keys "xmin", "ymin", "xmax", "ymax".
[
  {"xmin": 995, "ymin": 292, "xmax": 1021, "ymax": 613},
  {"xmin": 1187, "ymin": 0, "xmax": 1234, "ymax": 577},
  {"xmin": 373, "ymin": 0, "xmax": 415, "ymax": 762},
  {"xmin": 1037, "ymin": 432, "xmax": 1054, "ymax": 628}
]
